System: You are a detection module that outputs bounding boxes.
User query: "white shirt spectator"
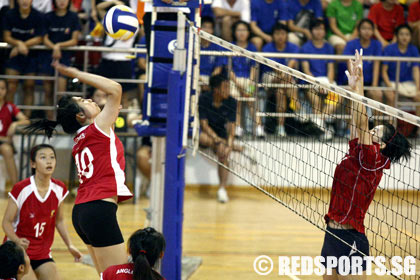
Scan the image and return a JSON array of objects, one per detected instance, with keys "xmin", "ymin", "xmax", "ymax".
[
  {"xmin": 144, "ymin": 1, "xmax": 190, "ymax": 13},
  {"xmin": 212, "ymin": 0, "xmax": 250, "ymax": 23},
  {"xmin": 32, "ymin": 0, "xmax": 52, "ymax": 13}
]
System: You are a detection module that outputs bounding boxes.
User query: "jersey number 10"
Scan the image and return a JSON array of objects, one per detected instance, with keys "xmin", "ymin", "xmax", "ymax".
[{"xmin": 75, "ymin": 147, "xmax": 94, "ymax": 184}]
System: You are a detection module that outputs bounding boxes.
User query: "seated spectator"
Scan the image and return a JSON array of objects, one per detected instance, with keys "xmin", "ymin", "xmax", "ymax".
[
  {"xmin": 301, "ymin": 19, "xmax": 338, "ymax": 140},
  {"xmin": 344, "ymin": 19, "xmax": 383, "ymax": 103},
  {"xmin": 327, "ymin": 0, "xmax": 363, "ymax": 54},
  {"xmin": 3, "ymin": 0, "xmax": 44, "ymax": 113},
  {"xmin": 262, "ymin": 23, "xmax": 300, "ymax": 137},
  {"xmin": 230, "ymin": 21, "xmax": 262, "ymax": 137},
  {"xmin": 250, "ymin": 0, "xmax": 287, "ymax": 50},
  {"xmin": 200, "ymin": 17, "xmax": 227, "ymax": 91},
  {"xmin": 9, "ymin": 0, "xmax": 52, "ymax": 13},
  {"xmin": 408, "ymin": 0, "xmax": 420, "ymax": 49},
  {"xmin": 198, "ymin": 74, "xmax": 242, "ymax": 203},
  {"xmin": 0, "ymin": 79, "xmax": 30, "ymax": 188},
  {"xmin": 42, "ymin": 0, "xmax": 81, "ymax": 120},
  {"xmin": 382, "ymin": 24, "xmax": 420, "ymax": 119},
  {"xmin": 0, "ymin": 241, "xmax": 30, "ymax": 280},
  {"xmin": 211, "ymin": 0, "xmax": 251, "ymax": 42},
  {"xmin": 368, "ymin": 0, "xmax": 405, "ymax": 47},
  {"xmin": 101, "ymin": 227, "xmax": 165, "ymax": 280},
  {"xmin": 287, "ymin": 0, "xmax": 324, "ymax": 46}
]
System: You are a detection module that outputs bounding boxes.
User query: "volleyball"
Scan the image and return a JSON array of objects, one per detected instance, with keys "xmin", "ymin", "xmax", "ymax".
[{"xmin": 103, "ymin": 5, "xmax": 139, "ymax": 41}]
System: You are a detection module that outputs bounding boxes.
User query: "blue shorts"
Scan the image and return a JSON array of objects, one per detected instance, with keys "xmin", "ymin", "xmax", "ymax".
[
  {"xmin": 37, "ymin": 51, "xmax": 72, "ymax": 75},
  {"xmin": 6, "ymin": 53, "xmax": 38, "ymax": 74},
  {"xmin": 320, "ymin": 226, "xmax": 370, "ymax": 273}
]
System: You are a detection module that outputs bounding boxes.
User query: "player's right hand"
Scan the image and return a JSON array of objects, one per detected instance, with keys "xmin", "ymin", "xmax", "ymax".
[{"xmin": 18, "ymin": 238, "xmax": 30, "ymax": 250}]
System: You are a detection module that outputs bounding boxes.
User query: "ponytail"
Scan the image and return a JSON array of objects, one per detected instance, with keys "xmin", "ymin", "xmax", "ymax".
[
  {"xmin": 24, "ymin": 95, "xmax": 82, "ymax": 138},
  {"xmin": 25, "ymin": 119, "xmax": 58, "ymax": 139},
  {"xmin": 129, "ymin": 228, "xmax": 166, "ymax": 280}
]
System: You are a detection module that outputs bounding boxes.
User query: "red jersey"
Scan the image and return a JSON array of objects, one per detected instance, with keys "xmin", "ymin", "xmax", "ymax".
[
  {"xmin": 101, "ymin": 263, "xmax": 165, "ymax": 280},
  {"xmin": 368, "ymin": 3, "xmax": 405, "ymax": 41},
  {"xmin": 5, "ymin": 177, "xmax": 69, "ymax": 260},
  {"xmin": 72, "ymin": 123, "xmax": 132, "ymax": 204},
  {"xmin": 408, "ymin": 2, "xmax": 420, "ymax": 23},
  {"xmin": 325, "ymin": 139, "xmax": 390, "ymax": 234},
  {"xmin": 101, "ymin": 263, "xmax": 134, "ymax": 280},
  {"xmin": 0, "ymin": 102, "xmax": 20, "ymax": 137}
]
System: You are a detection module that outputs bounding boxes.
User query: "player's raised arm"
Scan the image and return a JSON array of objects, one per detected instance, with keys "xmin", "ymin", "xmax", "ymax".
[
  {"xmin": 52, "ymin": 61, "xmax": 122, "ymax": 135},
  {"xmin": 346, "ymin": 49, "xmax": 371, "ymax": 145}
]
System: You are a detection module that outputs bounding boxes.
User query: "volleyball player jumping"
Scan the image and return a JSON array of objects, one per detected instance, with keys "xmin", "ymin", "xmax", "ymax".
[
  {"xmin": 26, "ymin": 61, "xmax": 133, "ymax": 274},
  {"xmin": 321, "ymin": 50, "xmax": 412, "ymax": 279}
]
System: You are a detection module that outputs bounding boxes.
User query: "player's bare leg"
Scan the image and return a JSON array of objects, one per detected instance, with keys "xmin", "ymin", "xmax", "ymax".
[
  {"xmin": 90, "ymin": 243, "xmax": 128, "ymax": 273},
  {"xmin": 34, "ymin": 262, "xmax": 60, "ymax": 280}
]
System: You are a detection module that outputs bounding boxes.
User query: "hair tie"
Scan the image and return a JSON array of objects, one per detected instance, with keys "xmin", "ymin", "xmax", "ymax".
[
  {"xmin": 139, "ymin": 250, "xmax": 147, "ymax": 255},
  {"xmin": 386, "ymin": 129, "xmax": 398, "ymax": 144}
]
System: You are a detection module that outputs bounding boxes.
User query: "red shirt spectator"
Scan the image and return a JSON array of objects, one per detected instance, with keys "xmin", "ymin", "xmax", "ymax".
[
  {"xmin": 408, "ymin": 1, "xmax": 420, "ymax": 23},
  {"xmin": 368, "ymin": 1, "xmax": 404, "ymax": 43}
]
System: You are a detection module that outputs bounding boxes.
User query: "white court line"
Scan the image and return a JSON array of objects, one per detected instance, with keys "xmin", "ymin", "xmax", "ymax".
[{"xmin": 286, "ymin": 273, "xmax": 301, "ymax": 280}]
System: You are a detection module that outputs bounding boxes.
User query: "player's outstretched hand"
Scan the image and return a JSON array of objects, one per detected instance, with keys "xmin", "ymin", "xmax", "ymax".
[
  {"xmin": 51, "ymin": 60, "xmax": 80, "ymax": 78},
  {"xmin": 345, "ymin": 49, "xmax": 363, "ymax": 90},
  {"xmin": 68, "ymin": 244, "xmax": 83, "ymax": 262}
]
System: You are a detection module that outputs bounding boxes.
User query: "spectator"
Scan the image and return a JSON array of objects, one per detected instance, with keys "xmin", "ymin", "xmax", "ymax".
[
  {"xmin": 0, "ymin": 79, "xmax": 29, "ymax": 188},
  {"xmin": 9, "ymin": 0, "xmax": 53, "ymax": 13},
  {"xmin": 382, "ymin": 24, "xmax": 420, "ymax": 118},
  {"xmin": 344, "ymin": 19, "xmax": 383, "ymax": 103},
  {"xmin": 230, "ymin": 21, "xmax": 262, "ymax": 137},
  {"xmin": 301, "ymin": 19, "xmax": 338, "ymax": 140},
  {"xmin": 327, "ymin": 0, "xmax": 363, "ymax": 54},
  {"xmin": 97, "ymin": 0, "xmax": 138, "ymax": 108},
  {"xmin": 200, "ymin": 16, "xmax": 226, "ymax": 91},
  {"xmin": 250, "ymin": 0, "xmax": 287, "ymax": 50},
  {"xmin": 41, "ymin": 0, "xmax": 81, "ymax": 120},
  {"xmin": 3, "ymin": 0, "xmax": 44, "ymax": 112},
  {"xmin": 0, "ymin": 0, "xmax": 10, "ymax": 75},
  {"xmin": 101, "ymin": 227, "xmax": 165, "ymax": 280},
  {"xmin": 262, "ymin": 23, "xmax": 300, "ymax": 137},
  {"xmin": 212, "ymin": 0, "xmax": 251, "ymax": 42},
  {"xmin": 368, "ymin": 0, "xmax": 405, "ymax": 47},
  {"xmin": 198, "ymin": 74, "xmax": 242, "ymax": 203},
  {"xmin": 0, "ymin": 241, "xmax": 30, "ymax": 280},
  {"xmin": 287, "ymin": 0, "xmax": 324, "ymax": 46},
  {"xmin": 407, "ymin": 0, "xmax": 420, "ymax": 48}
]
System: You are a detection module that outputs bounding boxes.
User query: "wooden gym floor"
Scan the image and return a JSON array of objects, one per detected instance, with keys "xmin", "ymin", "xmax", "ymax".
[{"xmin": 0, "ymin": 186, "xmax": 418, "ymax": 279}]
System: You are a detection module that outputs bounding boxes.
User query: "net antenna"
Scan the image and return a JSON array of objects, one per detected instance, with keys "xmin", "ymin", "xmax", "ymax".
[{"xmin": 189, "ymin": 24, "xmax": 420, "ymax": 279}]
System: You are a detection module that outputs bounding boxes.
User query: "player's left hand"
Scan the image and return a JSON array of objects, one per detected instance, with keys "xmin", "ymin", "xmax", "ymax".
[
  {"xmin": 6, "ymin": 122, "xmax": 17, "ymax": 137},
  {"xmin": 68, "ymin": 244, "xmax": 83, "ymax": 262}
]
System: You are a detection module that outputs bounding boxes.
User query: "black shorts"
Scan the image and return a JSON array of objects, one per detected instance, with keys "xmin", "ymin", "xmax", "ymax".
[
  {"xmin": 321, "ymin": 226, "xmax": 370, "ymax": 273},
  {"xmin": 72, "ymin": 200, "xmax": 124, "ymax": 247},
  {"xmin": 97, "ymin": 59, "xmax": 133, "ymax": 91},
  {"xmin": 30, "ymin": 258, "xmax": 54, "ymax": 271}
]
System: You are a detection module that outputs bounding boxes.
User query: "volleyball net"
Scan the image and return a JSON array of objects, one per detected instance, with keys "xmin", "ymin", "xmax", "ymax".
[{"xmin": 189, "ymin": 27, "xmax": 420, "ymax": 279}]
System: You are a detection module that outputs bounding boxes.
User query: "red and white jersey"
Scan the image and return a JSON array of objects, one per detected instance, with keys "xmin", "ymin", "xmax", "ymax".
[
  {"xmin": 0, "ymin": 102, "xmax": 20, "ymax": 137},
  {"xmin": 101, "ymin": 263, "xmax": 133, "ymax": 280},
  {"xmin": 72, "ymin": 122, "xmax": 132, "ymax": 204},
  {"xmin": 5, "ymin": 177, "xmax": 68, "ymax": 260},
  {"xmin": 326, "ymin": 138, "xmax": 390, "ymax": 233}
]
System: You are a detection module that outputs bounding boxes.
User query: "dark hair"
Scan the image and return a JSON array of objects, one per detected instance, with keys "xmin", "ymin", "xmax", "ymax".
[
  {"xmin": 25, "ymin": 95, "xmax": 82, "ymax": 138},
  {"xmin": 272, "ymin": 22, "xmax": 289, "ymax": 35},
  {"xmin": 357, "ymin": 18, "xmax": 374, "ymax": 33},
  {"xmin": 53, "ymin": 0, "xmax": 71, "ymax": 10},
  {"xmin": 201, "ymin": 16, "xmax": 214, "ymax": 28},
  {"xmin": 130, "ymin": 227, "xmax": 166, "ymax": 280},
  {"xmin": 395, "ymin": 24, "xmax": 412, "ymax": 36},
  {"xmin": 231, "ymin": 20, "xmax": 251, "ymax": 42},
  {"xmin": 209, "ymin": 74, "xmax": 228, "ymax": 91},
  {"xmin": 380, "ymin": 123, "xmax": 411, "ymax": 163},
  {"xmin": 0, "ymin": 241, "xmax": 25, "ymax": 279},
  {"xmin": 30, "ymin": 144, "xmax": 57, "ymax": 175},
  {"xmin": 309, "ymin": 19, "xmax": 325, "ymax": 32}
]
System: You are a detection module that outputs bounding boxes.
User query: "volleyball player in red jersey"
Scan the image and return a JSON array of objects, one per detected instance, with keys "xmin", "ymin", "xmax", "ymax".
[
  {"xmin": 101, "ymin": 227, "xmax": 165, "ymax": 280},
  {"xmin": 321, "ymin": 50, "xmax": 412, "ymax": 279},
  {"xmin": 2, "ymin": 144, "xmax": 82, "ymax": 279},
  {"xmin": 26, "ymin": 61, "xmax": 133, "ymax": 274}
]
